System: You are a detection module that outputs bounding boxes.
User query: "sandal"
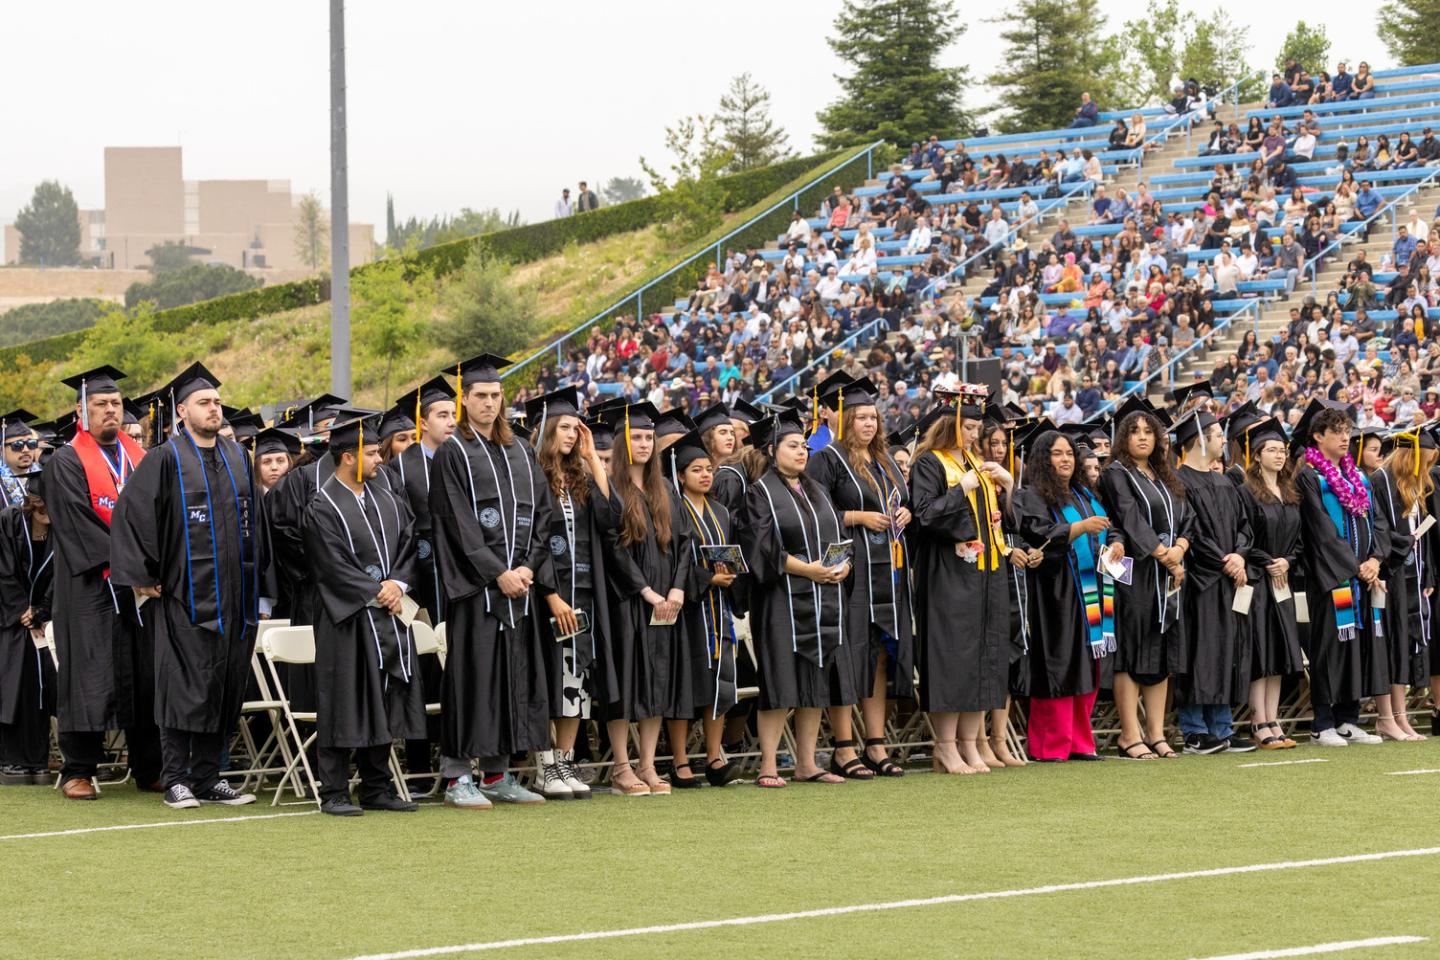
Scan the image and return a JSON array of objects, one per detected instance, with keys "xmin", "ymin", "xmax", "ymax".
[
  {"xmin": 636, "ymin": 766, "xmax": 671, "ymax": 796},
  {"xmin": 827, "ymin": 739, "xmax": 875, "ymax": 780},
  {"xmin": 1116, "ymin": 740, "xmax": 1158, "ymax": 760},
  {"xmin": 669, "ymin": 762, "xmax": 702, "ymax": 789},
  {"xmin": 609, "ymin": 767, "xmax": 651, "ymax": 796},
  {"xmin": 860, "ymin": 738, "xmax": 905, "ymax": 778},
  {"xmin": 755, "ymin": 774, "xmax": 786, "ymax": 789},
  {"xmin": 797, "ymin": 770, "xmax": 845, "ymax": 784},
  {"xmin": 1146, "ymin": 739, "xmax": 1178, "ymax": 758}
]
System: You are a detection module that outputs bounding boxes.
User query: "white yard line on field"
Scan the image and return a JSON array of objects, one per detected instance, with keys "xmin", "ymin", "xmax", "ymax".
[
  {"xmin": 1386, "ymin": 769, "xmax": 1440, "ymax": 776},
  {"xmin": 1190, "ymin": 935, "xmax": 1426, "ymax": 959},
  {"xmin": 1238, "ymin": 758, "xmax": 1330, "ymax": 768},
  {"xmin": 345, "ymin": 848, "xmax": 1440, "ymax": 959},
  {"xmin": 0, "ymin": 810, "xmax": 318, "ymax": 841}
]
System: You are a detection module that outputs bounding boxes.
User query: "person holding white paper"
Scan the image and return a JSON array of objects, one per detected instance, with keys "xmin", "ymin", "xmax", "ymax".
[
  {"xmin": 1172, "ymin": 407, "xmax": 1255, "ymax": 755},
  {"xmin": 1369, "ymin": 428, "xmax": 1435, "ymax": 742},
  {"xmin": 1236, "ymin": 418, "xmax": 1303, "ymax": 749}
]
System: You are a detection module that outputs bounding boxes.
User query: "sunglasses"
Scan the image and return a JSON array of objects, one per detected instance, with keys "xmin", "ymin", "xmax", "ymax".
[{"xmin": 6, "ymin": 439, "xmax": 39, "ymax": 451}]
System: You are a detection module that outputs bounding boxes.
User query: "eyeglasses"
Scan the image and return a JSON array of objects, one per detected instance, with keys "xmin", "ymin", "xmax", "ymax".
[{"xmin": 5, "ymin": 439, "xmax": 39, "ymax": 451}]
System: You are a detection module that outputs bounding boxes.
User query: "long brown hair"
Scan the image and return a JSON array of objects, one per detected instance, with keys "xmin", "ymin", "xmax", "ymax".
[
  {"xmin": 1243, "ymin": 438, "xmax": 1299, "ymax": 505},
  {"xmin": 913, "ymin": 409, "xmax": 958, "ymax": 463},
  {"xmin": 379, "ymin": 433, "xmax": 405, "ymax": 463},
  {"xmin": 537, "ymin": 416, "xmax": 590, "ymax": 506},
  {"xmin": 608, "ymin": 432, "xmax": 672, "ymax": 551},
  {"xmin": 839, "ymin": 406, "xmax": 903, "ymax": 497},
  {"xmin": 1112, "ymin": 411, "xmax": 1186, "ymax": 496},
  {"xmin": 456, "ymin": 387, "xmax": 515, "ymax": 446}
]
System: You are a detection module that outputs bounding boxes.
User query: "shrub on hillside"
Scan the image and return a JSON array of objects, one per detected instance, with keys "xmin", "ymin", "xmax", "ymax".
[
  {"xmin": 124, "ymin": 263, "xmax": 262, "ymax": 310},
  {"xmin": 0, "ymin": 297, "xmax": 109, "ymax": 347},
  {"xmin": 438, "ymin": 247, "xmax": 538, "ymax": 358}
]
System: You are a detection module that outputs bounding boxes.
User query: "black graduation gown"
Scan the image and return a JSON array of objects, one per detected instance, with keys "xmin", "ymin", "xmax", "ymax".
[
  {"xmin": 110, "ymin": 434, "xmax": 265, "ymax": 734},
  {"xmin": 43, "ymin": 444, "xmax": 150, "ymax": 733},
  {"xmin": 1238, "ymin": 487, "xmax": 1305, "ymax": 681},
  {"xmin": 430, "ymin": 430, "xmax": 553, "ymax": 759},
  {"xmin": 738, "ymin": 471, "xmax": 860, "ymax": 709},
  {"xmin": 674, "ymin": 492, "xmax": 741, "ymax": 719},
  {"xmin": 534, "ymin": 478, "xmax": 620, "ymax": 718},
  {"xmin": 1095, "ymin": 461, "xmax": 1193, "ymax": 679},
  {"xmin": 0, "ymin": 507, "xmax": 55, "ymax": 728},
  {"xmin": 806, "ymin": 443, "xmax": 915, "ymax": 699},
  {"xmin": 1370, "ymin": 468, "xmax": 1433, "ymax": 685},
  {"xmin": 382, "ymin": 443, "xmax": 446, "ymax": 623},
  {"xmin": 710, "ymin": 463, "xmax": 748, "ymax": 516},
  {"xmin": 1176, "ymin": 465, "xmax": 1253, "ymax": 705},
  {"xmin": 1013, "ymin": 487, "xmax": 1101, "ymax": 700},
  {"xmin": 908, "ymin": 450, "xmax": 1009, "ymax": 713},
  {"xmin": 301, "ymin": 475, "xmax": 426, "ymax": 748},
  {"xmin": 1294, "ymin": 465, "xmax": 1388, "ymax": 705},
  {"xmin": 591, "ymin": 484, "xmax": 693, "ymax": 720}
]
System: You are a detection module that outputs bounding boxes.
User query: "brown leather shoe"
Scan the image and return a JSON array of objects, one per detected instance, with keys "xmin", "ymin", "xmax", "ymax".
[{"xmin": 61, "ymin": 778, "xmax": 97, "ymax": 800}]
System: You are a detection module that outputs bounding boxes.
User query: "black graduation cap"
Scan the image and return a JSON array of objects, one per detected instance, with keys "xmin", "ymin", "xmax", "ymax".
[
  {"xmin": 822, "ymin": 376, "xmax": 879, "ymax": 411},
  {"xmin": 52, "ymin": 412, "xmax": 79, "ymax": 444},
  {"xmin": 254, "ymin": 426, "xmax": 302, "ymax": 458},
  {"xmin": 1168, "ymin": 378, "xmax": 1214, "ymax": 411},
  {"xmin": 1221, "ymin": 400, "xmax": 1265, "ymax": 442},
  {"xmin": 1018, "ymin": 424, "xmax": 1062, "ymax": 461},
  {"xmin": 1290, "ymin": 397, "xmax": 1347, "ymax": 456},
  {"xmin": 605, "ymin": 401, "xmax": 659, "ymax": 432},
  {"xmin": 1171, "ymin": 406, "xmax": 1218, "ymax": 449},
  {"xmin": 122, "ymin": 400, "xmax": 143, "ymax": 426},
  {"xmin": 888, "ymin": 423, "xmax": 919, "ymax": 449},
  {"xmin": 661, "ymin": 428, "xmax": 712, "ymax": 483},
  {"xmin": 810, "ymin": 370, "xmax": 853, "ymax": 402},
  {"xmin": 731, "ymin": 399, "xmax": 765, "ymax": 425},
  {"xmin": 60, "ymin": 364, "xmax": 126, "ymax": 400},
  {"xmin": 1004, "ymin": 402, "xmax": 1028, "ymax": 421},
  {"xmin": 585, "ymin": 414, "xmax": 616, "ymax": 450},
  {"xmin": 1348, "ymin": 423, "xmax": 1386, "ymax": 459},
  {"xmin": 693, "ymin": 401, "xmax": 733, "ymax": 434},
  {"xmin": 450, "ymin": 353, "xmax": 512, "ymax": 390},
  {"xmin": 163, "ymin": 361, "xmax": 222, "ymax": 405},
  {"xmin": 1111, "ymin": 393, "xmax": 1172, "ymax": 430},
  {"xmin": 0, "ymin": 408, "xmax": 37, "ymax": 442},
  {"xmin": 746, "ymin": 409, "xmax": 807, "ymax": 449},
  {"xmin": 1059, "ymin": 422, "xmax": 1097, "ymax": 450},
  {"xmin": 379, "ymin": 405, "xmax": 416, "ymax": 440},
  {"xmin": 523, "ymin": 385, "xmax": 582, "ymax": 428},
  {"xmin": 510, "ymin": 418, "xmax": 533, "ymax": 442},
  {"xmin": 1245, "ymin": 417, "xmax": 1289, "ymax": 452},
  {"xmin": 280, "ymin": 393, "xmax": 348, "ymax": 432},
  {"xmin": 396, "ymin": 375, "xmax": 457, "ymax": 422},
  {"xmin": 229, "ymin": 411, "xmax": 264, "ymax": 441},
  {"xmin": 912, "ymin": 402, "xmax": 955, "ymax": 443},
  {"xmin": 1383, "ymin": 423, "xmax": 1436, "ymax": 465},
  {"xmin": 655, "ymin": 407, "xmax": 696, "ymax": 439},
  {"xmin": 326, "ymin": 409, "xmax": 383, "ymax": 451},
  {"xmin": 21, "ymin": 466, "xmax": 45, "ymax": 502}
]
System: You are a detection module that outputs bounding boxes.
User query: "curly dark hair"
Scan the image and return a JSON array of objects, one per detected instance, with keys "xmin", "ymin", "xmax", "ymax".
[
  {"xmin": 1023, "ymin": 430, "xmax": 1081, "ymax": 506},
  {"xmin": 1112, "ymin": 411, "xmax": 1186, "ymax": 496}
]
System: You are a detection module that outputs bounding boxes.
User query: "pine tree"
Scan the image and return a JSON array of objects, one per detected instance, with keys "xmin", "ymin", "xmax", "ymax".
[
  {"xmin": 816, "ymin": 0, "xmax": 972, "ymax": 149},
  {"xmin": 717, "ymin": 73, "xmax": 791, "ymax": 172},
  {"xmin": 1377, "ymin": 0, "xmax": 1440, "ymax": 66},
  {"xmin": 987, "ymin": 0, "xmax": 1119, "ymax": 134},
  {"xmin": 385, "ymin": 193, "xmax": 396, "ymax": 247}
]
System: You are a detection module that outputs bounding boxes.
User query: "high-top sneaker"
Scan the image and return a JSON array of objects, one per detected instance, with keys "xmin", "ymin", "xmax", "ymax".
[
  {"xmin": 558, "ymin": 748, "xmax": 591, "ymax": 799},
  {"xmin": 533, "ymin": 750, "xmax": 573, "ymax": 800}
]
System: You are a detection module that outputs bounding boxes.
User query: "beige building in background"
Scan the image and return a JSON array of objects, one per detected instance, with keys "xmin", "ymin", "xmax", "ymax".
[{"xmin": 4, "ymin": 146, "xmax": 374, "ymax": 271}]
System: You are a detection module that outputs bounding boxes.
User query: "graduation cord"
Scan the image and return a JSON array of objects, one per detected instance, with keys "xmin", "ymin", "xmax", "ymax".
[
  {"xmin": 1378, "ymin": 471, "xmax": 1430, "ymax": 650},
  {"xmin": 1119, "ymin": 465, "xmax": 1177, "ymax": 628},
  {"xmin": 558, "ymin": 489, "xmax": 593, "ymax": 669},
  {"xmin": 1006, "ymin": 530, "xmax": 1030, "ymax": 655},
  {"xmin": 319, "ymin": 484, "xmax": 412, "ymax": 683},
  {"xmin": 756, "ymin": 478, "xmax": 807, "ymax": 664},
  {"xmin": 823, "ymin": 444, "xmax": 904, "ymax": 637},
  {"xmin": 212, "ymin": 437, "xmax": 258, "ymax": 628},
  {"xmin": 400, "ymin": 446, "xmax": 443, "ymax": 618},
  {"xmin": 21, "ymin": 513, "xmax": 52, "ymax": 698},
  {"xmin": 681, "ymin": 493, "xmax": 733, "ymax": 668},
  {"xmin": 474, "ymin": 434, "xmax": 534, "ymax": 625}
]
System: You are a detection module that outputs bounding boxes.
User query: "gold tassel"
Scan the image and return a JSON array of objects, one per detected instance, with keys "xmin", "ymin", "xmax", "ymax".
[
  {"xmin": 837, "ymin": 394, "xmax": 844, "ymax": 442},
  {"xmin": 1244, "ymin": 432, "xmax": 1250, "ymax": 469},
  {"xmin": 625, "ymin": 406, "xmax": 633, "ymax": 462},
  {"xmin": 455, "ymin": 362, "xmax": 462, "ymax": 428},
  {"xmin": 810, "ymin": 386, "xmax": 819, "ymax": 436},
  {"xmin": 414, "ymin": 391, "xmax": 422, "ymax": 444}
]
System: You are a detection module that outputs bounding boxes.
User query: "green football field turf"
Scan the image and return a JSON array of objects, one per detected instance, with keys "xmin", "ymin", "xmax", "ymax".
[{"xmin": 7, "ymin": 741, "xmax": 1440, "ymax": 960}]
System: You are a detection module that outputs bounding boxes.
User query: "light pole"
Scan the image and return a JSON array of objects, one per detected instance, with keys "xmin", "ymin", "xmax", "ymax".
[{"xmin": 329, "ymin": 0, "xmax": 351, "ymax": 399}]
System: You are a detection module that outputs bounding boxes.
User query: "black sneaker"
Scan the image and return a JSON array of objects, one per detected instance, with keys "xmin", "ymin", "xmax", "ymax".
[
  {"xmin": 1225, "ymin": 736, "xmax": 1258, "ymax": 753},
  {"xmin": 194, "ymin": 780, "xmax": 256, "ymax": 806},
  {"xmin": 321, "ymin": 796, "xmax": 363, "ymax": 817},
  {"xmin": 1182, "ymin": 733, "xmax": 1227, "ymax": 755},
  {"xmin": 0, "ymin": 764, "xmax": 32, "ymax": 785},
  {"xmin": 163, "ymin": 784, "xmax": 201, "ymax": 809},
  {"xmin": 361, "ymin": 793, "xmax": 418, "ymax": 813}
]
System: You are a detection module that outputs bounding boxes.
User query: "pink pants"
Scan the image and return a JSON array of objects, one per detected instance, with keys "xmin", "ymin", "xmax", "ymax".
[{"xmin": 1026, "ymin": 688, "xmax": 1099, "ymax": 760}]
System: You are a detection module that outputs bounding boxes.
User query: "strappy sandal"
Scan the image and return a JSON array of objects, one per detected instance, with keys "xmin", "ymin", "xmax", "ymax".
[
  {"xmin": 860, "ymin": 737, "xmax": 905, "ymax": 777},
  {"xmin": 1146, "ymin": 739, "xmax": 1178, "ymax": 758},
  {"xmin": 827, "ymin": 739, "xmax": 875, "ymax": 780},
  {"xmin": 1116, "ymin": 740, "xmax": 1158, "ymax": 760},
  {"xmin": 1251, "ymin": 723, "xmax": 1287, "ymax": 750}
]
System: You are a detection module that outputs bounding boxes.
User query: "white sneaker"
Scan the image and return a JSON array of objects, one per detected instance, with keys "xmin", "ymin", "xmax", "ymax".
[
  {"xmin": 1337, "ymin": 723, "xmax": 1382, "ymax": 744},
  {"xmin": 533, "ymin": 750, "xmax": 573, "ymax": 800},
  {"xmin": 1314, "ymin": 728, "xmax": 1348, "ymax": 747},
  {"xmin": 558, "ymin": 749, "xmax": 591, "ymax": 799}
]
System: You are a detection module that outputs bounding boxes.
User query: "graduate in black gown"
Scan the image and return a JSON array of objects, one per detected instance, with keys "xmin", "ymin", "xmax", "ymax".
[
  {"xmin": 806, "ymin": 375, "xmax": 914, "ymax": 778},
  {"xmin": 1172, "ymin": 407, "xmax": 1254, "ymax": 755},
  {"xmin": 991, "ymin": 414, "xmax": 1041, "ymax": 767},
  {"xmin": 266, "ymin": 394, "xmax": 346, "ymax": 629},
  {"xmin": 738, "ymin": 409, "xmax": 855, "ymax": 788},
  {"xmin": 1094, "ymin": 397, "xmax": 1192, "ymax": 760},
  {"xmin": 528, "ymin": 386, "xmax": 616, "ymax": 801},
  {"xmin": 663, "ymin": 426, "xmax": 744, "ymax": 788},
  {"xmin": 591, "ymin": 401, "xmax": 693, "ymax": 797},
  {"xmin": 300, "ymin": 412, "xmax": 425, "ymax": 816},
  {"xmin": 429, "ymin": 354, "xmax": 552, "ymax": 809},
  {"xmin": 908, "ymin": 385, "xmax": 1014, "ymax": 775},
  {"xmin": 1234, "ymin": 417, "xmax": 1303, "ymax": 750},
  {"xmin": 1368, "ymin": 427, "xmax": 1435, "ymax": 741},
  {"xmin": 44, "ymin": 365, "xmax": 162, "ymax": 798},
  {"xmin": 1012, "ymin": 430, "xmax": 1115, "ymax": 762},
  {"xmin": 0, "ymin": 409, "xmax": 41, "ymax": 510},
  {"xmin": 1291, "ymin": 399, "xmax": 1388, "ymax": 746},
  {"xmin": 0, "ymin": 469, "xmax": 55, "ymax": 783},
  {"xmin": 252, "ymin": 427, "xmax": 299, "ymax": 497},
  {"xmin": 1221, "ymin": 401, "xmax": 1265, "ymax": 489},
  {"xmin": 110, "ymin": 364, "xmax": 266, "ymax": 809}
]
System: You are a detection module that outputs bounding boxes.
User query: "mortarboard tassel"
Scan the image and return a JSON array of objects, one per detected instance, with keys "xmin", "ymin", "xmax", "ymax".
[
  {"xmin": 810, "ymin": 386, "xmax": 819, "ymax": 437},
  {"xmin": 414, "ymin": 391, "xmax": 422, "ymax": 444},
  {"xmin": 357, "ymin": 429, "xmax": 364, "ymax": 485},
  {"xmin": 455, "ymin": 362, "xmax": 462, "ymax": 429},
  {"xmin": 837, "ymin": 393, "xmax": 843, "ymax": 442},
  {"xmin": 1244, "ymin": 432, "xmax": 1251, "ymax": 470},
  {"xmin": 80, "ymin": 377, "xmax": 89, "ymax": 433},
  {"xmin": 625, "ymin": 406, "xmax": 632, "ymax": 462}
]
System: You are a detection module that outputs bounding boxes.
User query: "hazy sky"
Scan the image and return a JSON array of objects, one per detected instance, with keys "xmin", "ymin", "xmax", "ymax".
[{"xmin": 1, "ymin": 1, "xmax": 1384, "ymax": 242}]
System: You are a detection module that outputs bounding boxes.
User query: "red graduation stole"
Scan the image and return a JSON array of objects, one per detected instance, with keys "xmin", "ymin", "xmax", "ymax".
[{"xmin": 71, "ymin": 429, "xmax": 146, "ymax": 528}]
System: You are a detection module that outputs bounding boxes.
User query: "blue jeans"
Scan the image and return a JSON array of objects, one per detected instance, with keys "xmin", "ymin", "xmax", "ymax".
[{"xmin": 1178, "ymin": 704, "xmax": 1234, "ymax": 739}]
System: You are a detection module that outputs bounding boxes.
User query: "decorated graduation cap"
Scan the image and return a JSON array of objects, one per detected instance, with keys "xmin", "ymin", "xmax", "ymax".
[
  {"xmin": 254, "ymin": 426, "xmax": 302, "ymax": 459},
  {"xmin": 661, "ymin": 428, "xmax": 711, "ymax": 491},
  {"xmin": 327, "ymin": 408, "xmax": 383, "ymax": 484},
  {"xmin": 655, "ymin": 407, "xmax": 697, "ymax": 439},
  {"xmin": 693, "ymin": 401, "xmax": 733, "ymax": 435},
  {"xmin": 60, "ymin": 365, "xmax": 127, "ymax": 432},
  {"xmin": 0, "ymin": 408, "xmax": 37, "ymax": 442}
]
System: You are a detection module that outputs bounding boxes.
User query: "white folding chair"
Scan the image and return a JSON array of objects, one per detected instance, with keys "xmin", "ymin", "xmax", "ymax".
[
  {"xmin": 261, "ymin": 626, "xmax": 322, "ymax": 808},
  {"xmin": 224, "ymin": 620, "xmax": 294, "ymax": 791},
  {"xmin": 397, "ymin": 620, "xmax": 445, "ymax": 798}
]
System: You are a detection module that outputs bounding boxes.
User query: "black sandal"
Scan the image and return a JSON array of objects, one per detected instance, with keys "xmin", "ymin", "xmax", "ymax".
[
  {"xmin": 860, "ymin": 737, "xmax": 905, "ymax": 777},
  {"xmin": 1146, "ymin": 739, "xmax": 1178, "ymax": 758},
  {"xmin": 828, "ymin": 739, "xmax": 875, "ymax": 780},
  {"xmin": 669, "ymin": 762, "xmax": 702, "ymax": 789},
  {"xmin": 1116, "ymin": 740, "xmax": 1158, "ymax": 760}
]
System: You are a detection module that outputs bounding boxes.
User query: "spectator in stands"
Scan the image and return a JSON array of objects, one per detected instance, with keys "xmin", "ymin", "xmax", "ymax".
[
  {"xmin": 1331, "ymin": 62, "xmax": 1354, "ymax": 100},
  {"xmin": 1290, "ymin": 70, "xmax": 1314, "ymax": 103},
  {"xmin": 1271, "ymin": 161, "xmax": 1297, "ymax": 192},
  {"xmin": 1352, "ymin": 62, "xmax": 1375, "ymax": 99},
  {"xmin": 1267, "ymin": 74, "xmax": 1293, "ymax": 109},
  {"xmin": 1396, "ymin": 225, "xmax": 1419, "ymax": 270},
  {"xmin": 1396, "ymin": 133, "xmax": 1421, "ymax": 169},
  {"xmin": 1292, "ymin": 123, "xmax": 1318, "ymax": 162},
  {"xmin": 982, "ymin": 207, "xmax": 1010, "ymax": 256},
  {"xmin": 1090, "ymin": 185, "xmax": 1114, "ymax": 225},
  {"xmin": 1057, "ymin": 149, "xmax": 1086, "ymax": 184},
  {"xmin": 1200, "ymin": 122, "xmax": 1229, "ymax": 157},
  {"xmin": 1108, "ymin": 119, "xmax": 1128, "ymax": 151},
  {"xmin": 1067, "ymin": 91, "xmax": 1099, "ymax": 128},
  {"xmin": 1259, "ymin": 122, "xmax": 1287, "ymax": 168},
  {"xmin": 575, "ymin": 181, "xmax": 598, "ymax": 212},
  {"xmin": 1083, "ymin": 150, "xmax": 1104, "ymax": 184}
]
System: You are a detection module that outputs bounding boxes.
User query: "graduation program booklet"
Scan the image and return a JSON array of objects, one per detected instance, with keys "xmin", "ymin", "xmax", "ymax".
[
  {"xmin": 821, "ymin": 540, "xmax": 854, "ymax": 568},
  {"xmin": 699, "ymin": 544, "xmax": 748, "ymax": 574},
  {"xmin": 396, "ymin": 594, "xmax": 421, "ymax": 628}
]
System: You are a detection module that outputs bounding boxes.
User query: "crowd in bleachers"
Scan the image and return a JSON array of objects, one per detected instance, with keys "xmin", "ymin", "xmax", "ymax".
[{"xmin": 513, "ymin": 57, "xmax": 1440, "ymax": 441}]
